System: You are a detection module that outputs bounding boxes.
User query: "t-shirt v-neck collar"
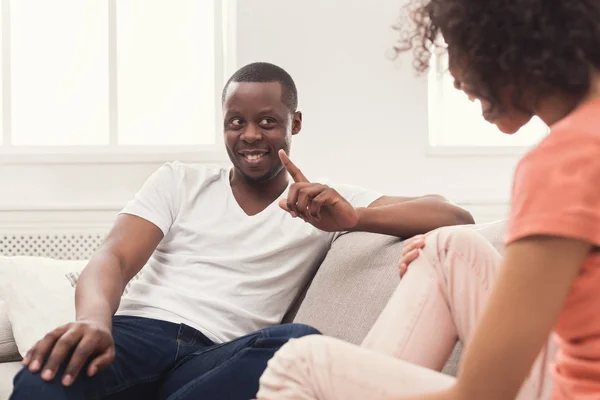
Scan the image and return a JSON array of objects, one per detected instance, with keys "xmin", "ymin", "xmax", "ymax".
[{"xmin": 226, "ymin": 169, "xmax": 291, "ymax": 218}]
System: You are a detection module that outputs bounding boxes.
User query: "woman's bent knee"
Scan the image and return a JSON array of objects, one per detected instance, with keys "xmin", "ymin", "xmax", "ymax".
[
  {"xmin": 258, "ymin": 335, "xmax": 330, "ymax": 400},
  {"xmin": 427, "ymin": 226, "xmax": 489, "ymax": 251}
]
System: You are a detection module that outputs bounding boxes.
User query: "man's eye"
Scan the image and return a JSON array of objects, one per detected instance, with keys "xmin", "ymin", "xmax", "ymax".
[
  {"xmin": 231, "ymin": 118, "xmax": 243, "ymax": 126},
  {"xmin": 259, "ymin": 118, "xmax": 274, "ymax": 126}
]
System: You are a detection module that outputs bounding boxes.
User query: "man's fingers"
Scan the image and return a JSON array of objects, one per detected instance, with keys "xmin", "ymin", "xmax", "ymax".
[
  {"xmin": 28, "ymin": 325, "xmax": 69, "ymax": 373},
  {"xmin": 285, "ymin": 183, "xmax": 313, "ymax": 217},
  {"xmin": 87, "ymin": 348, "xmax": 115, "ymax": 378},
  {"xmin": 41, "ymin": 329, "xmax": 83, "ymax": 381},
  {"xmin": 63, "ymin": 336, "xmax": 99, "ymax": 386},
  {"xmin": 295, "ymin": 189, "xmax": 311, "ymax": 216},
  {"xmin": 308, "ymin": 191, "xmax": 330, "ymax": 220},
  {"xmin": 278, "ymin": 150, "xmax": 309, "ymax": 183},
  {"xmin": 285, "ymin": 183, "xmax": 300, "ymax": 217},
  {"xmin": 280, "ymin": 198, "xmax": 298, "ymax": 218},
  {"xmin": 282, "ymin": 183, "xmax": 331, "ymax": 222},
  {"xmin": 296, "ymin": 186, "xmax": 326, "ymax": 220},
  {"xmin": 308, "ymin": 196, "xmax": 323, "ymax": 220},
  {"xmin": 279, "ymin": 198, "xmax": 291, "ymax": 212},
  {"xmin": 22, "ymin": 351, "xmax": 32, "ymax": 366}
]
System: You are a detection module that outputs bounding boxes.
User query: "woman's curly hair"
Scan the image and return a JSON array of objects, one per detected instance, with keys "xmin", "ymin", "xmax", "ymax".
[{"xmin": 394, "ymin": 0, "xmax": 600, "ymax": 111}]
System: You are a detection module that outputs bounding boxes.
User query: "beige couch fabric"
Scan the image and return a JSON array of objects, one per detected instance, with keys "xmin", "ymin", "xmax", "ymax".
[{"xmin": 293, "ymin": 231, "xmax": 402, "ymax": 344}]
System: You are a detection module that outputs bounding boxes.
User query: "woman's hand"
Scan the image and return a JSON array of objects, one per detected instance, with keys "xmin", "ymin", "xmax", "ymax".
[{"xmin": 399, "ymin": 234, "xmax": 427, "ymax": 277}]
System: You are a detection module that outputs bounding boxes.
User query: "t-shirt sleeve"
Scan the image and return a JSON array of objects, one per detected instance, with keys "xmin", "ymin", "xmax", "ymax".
[
  {"xmin": 120, "ymin": 162, "xmax": 182, "ymax": 235},
  {"xmin": 506, "ymin": 133, "xmax": 600, "ymax": 247},
  {"xmin": 328, "ymin": 182, "xmax": 383, "ymax": 208}
]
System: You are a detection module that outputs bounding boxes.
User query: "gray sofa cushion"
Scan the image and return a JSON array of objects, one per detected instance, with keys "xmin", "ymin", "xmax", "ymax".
[{"xmin": 293, "ymin": 232, "xmax": 402, "ymax": 344}]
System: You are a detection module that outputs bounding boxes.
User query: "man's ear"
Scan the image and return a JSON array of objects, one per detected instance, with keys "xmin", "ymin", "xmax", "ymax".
[{"xmin": 292, "ymin": 111, "xmax": 302, "ymax": 135}]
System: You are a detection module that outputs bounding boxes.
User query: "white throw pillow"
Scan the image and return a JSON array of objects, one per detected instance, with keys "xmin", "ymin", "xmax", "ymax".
[
  {"xmin": 0, "ymin": 256, "xmax": 87, "ymax": 357},
  {"xmin": 0, "ymin": 300, "xmax": 20, "ymax": 362}
]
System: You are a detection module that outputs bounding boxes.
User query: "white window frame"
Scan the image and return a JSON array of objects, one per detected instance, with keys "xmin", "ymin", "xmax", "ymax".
[
  {"xmin": 0, "ymin": 0, "xmax": 236, "ymax": 165},
  {"xmin": 426, "ymin": 50, "xmax": 540, "ymax": 158}
]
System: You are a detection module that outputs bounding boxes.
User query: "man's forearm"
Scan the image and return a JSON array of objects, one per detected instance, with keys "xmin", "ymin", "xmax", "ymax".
[
  {"xmin": 75, "ymin": 250, "xmax": 126, "ymax": 329},
  {"xmin": 353, "ymin": 197, "xmax": 474, "ymax": 238}
]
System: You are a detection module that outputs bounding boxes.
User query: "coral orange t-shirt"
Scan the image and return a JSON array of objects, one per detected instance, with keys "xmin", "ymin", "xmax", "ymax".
[{"xmin": 506, "ymin": 99, "xmax": 600, "ymax": 399}]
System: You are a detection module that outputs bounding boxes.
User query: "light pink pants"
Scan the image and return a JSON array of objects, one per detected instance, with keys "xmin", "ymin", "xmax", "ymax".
[{"xmin": 256, "ymin": 226, "xmax": 555, "ymax": 400}]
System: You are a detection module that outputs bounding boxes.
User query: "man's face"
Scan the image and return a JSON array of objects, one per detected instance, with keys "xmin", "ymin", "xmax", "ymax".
[{"xmin": 223, "ymin": 82, "xmax": 301, "ymax": 182}]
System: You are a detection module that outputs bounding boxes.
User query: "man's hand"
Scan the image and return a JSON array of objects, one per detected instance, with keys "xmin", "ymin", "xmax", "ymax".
[
  {"xmin": 23, "ymin": 320, "xmax": 115, "ymax": 386},
  {"xmin": 399, "ymin": 234, "xmax": 426, "ymax": 277},
  {"xmin": 278, "ymin": 150, "xmax": 359, "ymax": 232}
]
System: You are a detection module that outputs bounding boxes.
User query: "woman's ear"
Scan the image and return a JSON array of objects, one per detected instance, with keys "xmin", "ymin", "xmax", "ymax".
[{"xmin": 292, "ymin": 111, "xmax": 302, "ymax": 135}]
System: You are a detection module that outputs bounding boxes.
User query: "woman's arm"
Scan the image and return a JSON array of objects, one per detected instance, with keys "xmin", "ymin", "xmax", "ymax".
[{"xmin": 396, "ymin": 235, "xmax": 591, "ymax": 400}]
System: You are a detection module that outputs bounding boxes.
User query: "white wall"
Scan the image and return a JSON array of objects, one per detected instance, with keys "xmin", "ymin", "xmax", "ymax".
[{"xmin": 0, "ymin": 0, "xmax": 521, "ymax": 230}]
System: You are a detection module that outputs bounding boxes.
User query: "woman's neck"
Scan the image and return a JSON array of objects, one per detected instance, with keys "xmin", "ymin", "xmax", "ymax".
[{"xmin": 536, "ymin": 71, "xmax": 600, "ymax": 127}]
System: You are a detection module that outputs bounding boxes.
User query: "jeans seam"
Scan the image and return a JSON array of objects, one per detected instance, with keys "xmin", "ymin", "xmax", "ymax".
[
  {"xmin": 166, "ymin": 346, "xmax": 257, "ymax": 400},
  {"xmin": 395, "ymin": 268, "xmax": 438, "ymax": 356},
  {"xmin": 173, "ymin": 341, "xmax": 182, "ymax": 364},
  {"xmin": 434, "ymin": 240, "xmax": 496, "ymax": 343},
  {"xmin": 167, "ymin": 334, "xmax": 260, "ymax": 380}
]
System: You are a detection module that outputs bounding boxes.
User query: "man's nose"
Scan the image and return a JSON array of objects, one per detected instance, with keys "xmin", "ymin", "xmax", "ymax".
[{"xmin": 241, "ymin": 124, "xmax": 262, "ymax": 143}]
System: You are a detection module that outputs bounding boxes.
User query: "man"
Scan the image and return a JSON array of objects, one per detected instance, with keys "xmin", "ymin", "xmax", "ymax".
[{"xmin": 11, "ymin": 62, "xmax": 473, "ymax": 400}]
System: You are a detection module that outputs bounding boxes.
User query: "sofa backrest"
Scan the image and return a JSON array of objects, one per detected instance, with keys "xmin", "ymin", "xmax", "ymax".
[
  {"xmin": 1, "ymin": 222, "xmax": 507, "ymax": 343},
  {"xmin": 291, "ymin": 231, "xmax": 402, "ymax": 343}
]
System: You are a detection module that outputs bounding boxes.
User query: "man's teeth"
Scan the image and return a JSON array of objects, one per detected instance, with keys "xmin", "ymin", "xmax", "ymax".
[{"xmin": 245, "ymin": 154, "xmax": 265, "ymax": 160}]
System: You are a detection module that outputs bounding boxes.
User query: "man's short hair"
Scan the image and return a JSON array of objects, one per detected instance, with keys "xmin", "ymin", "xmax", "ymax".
[{"xmin": 222, "ymin": 62, "xmax": 298, "ymax": 112}]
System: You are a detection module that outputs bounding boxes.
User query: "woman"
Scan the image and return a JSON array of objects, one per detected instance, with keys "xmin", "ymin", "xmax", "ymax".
[{"xmin": 255, "ymin": 0, "xmax": 600, "ymax": 399}]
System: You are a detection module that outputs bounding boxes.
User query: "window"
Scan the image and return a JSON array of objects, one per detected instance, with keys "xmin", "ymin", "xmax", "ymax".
[
  {"xmin": 0, "ymin": 0, "xmax": 232, "ymax": 162},
  {"xmin": 428, "ymin": 50, "xmax": 549, "ymax": 153}
]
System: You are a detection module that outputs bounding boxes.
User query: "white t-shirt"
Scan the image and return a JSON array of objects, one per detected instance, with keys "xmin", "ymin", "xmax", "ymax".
[{"xmin": 116, "ymin": 162, "xmax": 382, "ymax": 343}]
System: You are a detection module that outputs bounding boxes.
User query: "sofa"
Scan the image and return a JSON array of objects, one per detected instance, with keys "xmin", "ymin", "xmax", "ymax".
[{"xmin": 0, "ymin": 221, "xmax": 506, "ymax": 399}]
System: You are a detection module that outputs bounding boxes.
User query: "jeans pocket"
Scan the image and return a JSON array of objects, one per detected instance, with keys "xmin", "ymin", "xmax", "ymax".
[{"xmin": 176, "ymin": 323, "xmax": 214, "ymax": 346}]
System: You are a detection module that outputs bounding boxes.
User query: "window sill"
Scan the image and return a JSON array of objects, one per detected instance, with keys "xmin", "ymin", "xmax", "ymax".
[{"xmin": 0, "ymin": 146, "xmax": 229, "ymax": 165}]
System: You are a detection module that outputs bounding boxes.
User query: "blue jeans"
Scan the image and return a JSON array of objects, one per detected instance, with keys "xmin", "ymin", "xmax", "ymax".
[{"xmin": 11, "ymin": 316, "xmax": 319, "ymax": 400}]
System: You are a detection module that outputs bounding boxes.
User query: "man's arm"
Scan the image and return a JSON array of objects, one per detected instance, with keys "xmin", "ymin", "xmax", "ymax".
[
  {"xmin": 278, "ymin": 150, "xmax": 474, "ymax": 237},
  {"xmin": 75, "ymin": 214, "xmax": 164, "ymax": 328},
  {"xmin": 24, "ymin": 214, "xmax": 163, "ymax": 385},
  {"xmin": 395, "ymin": 236, "xmax": 589, "ymax": 400},
  {"xmin": 354, "ymin": 195, "xmax": 474, "ymax": 238}
]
